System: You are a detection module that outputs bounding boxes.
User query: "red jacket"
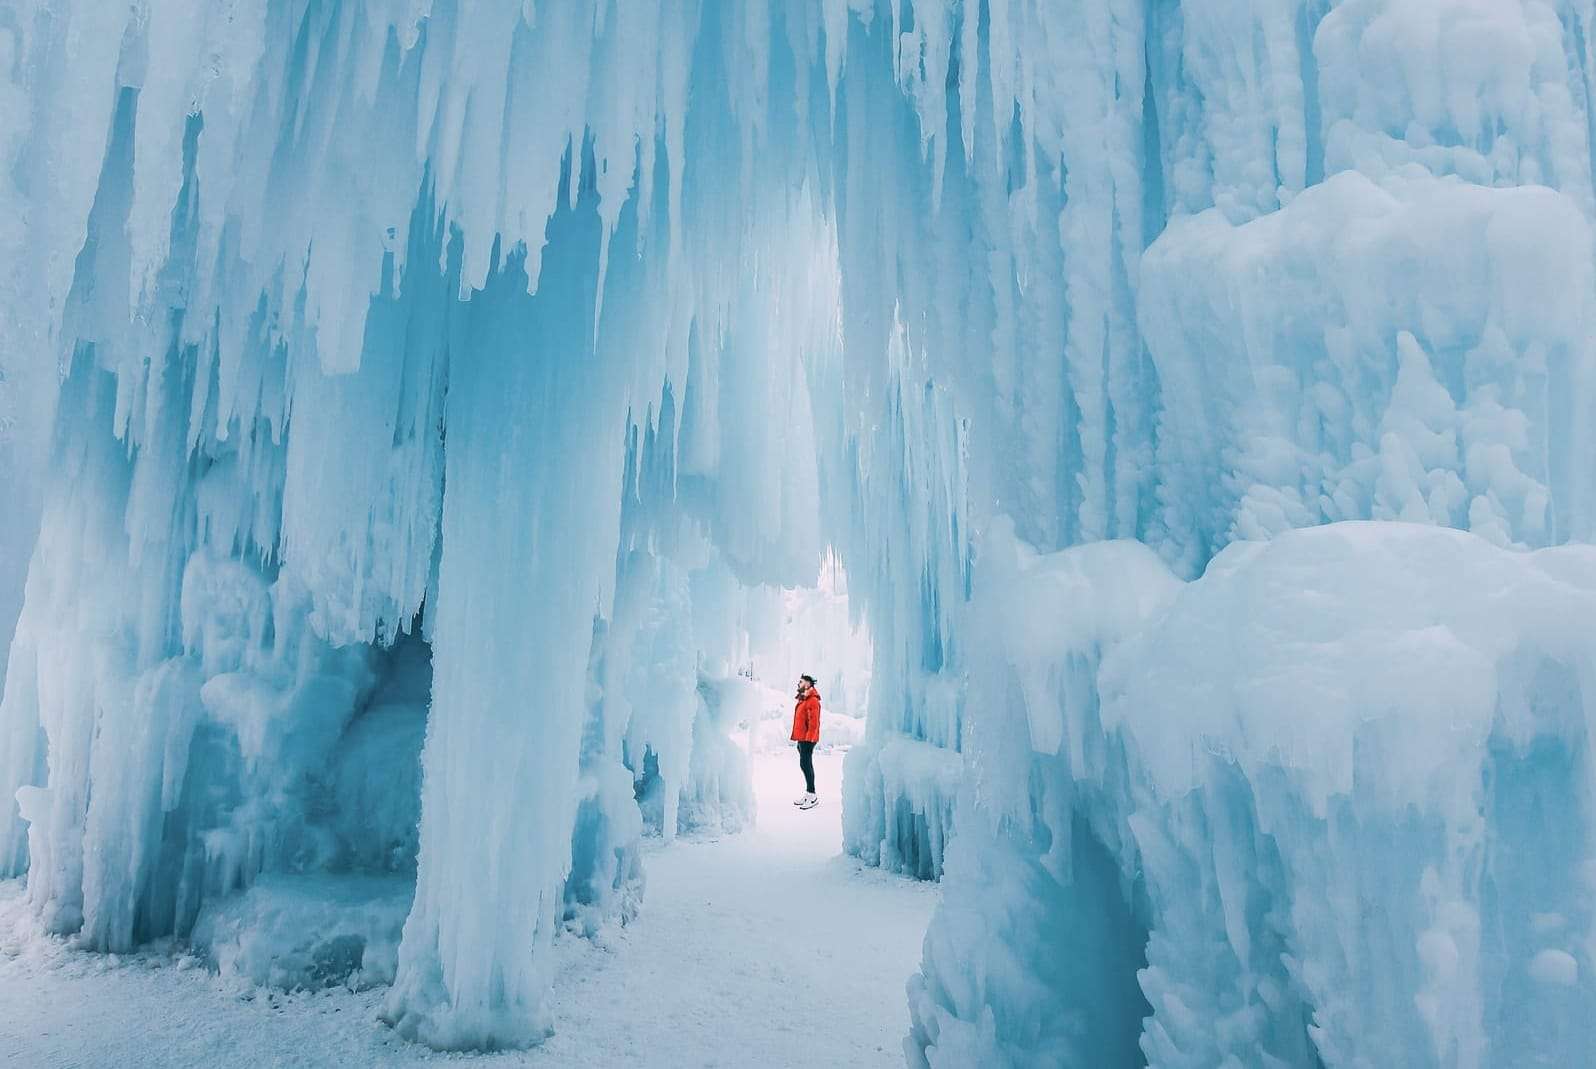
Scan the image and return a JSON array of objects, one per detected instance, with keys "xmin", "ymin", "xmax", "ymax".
[{"xmin": 791, "ymin": 688, "xmax": 821, "ymax": 743}]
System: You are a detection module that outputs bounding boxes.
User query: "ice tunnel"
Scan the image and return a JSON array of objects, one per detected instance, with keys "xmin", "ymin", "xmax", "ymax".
[{"xmin": 2, "ymin": 0, "xmax": 1596, "ymax": 1064}]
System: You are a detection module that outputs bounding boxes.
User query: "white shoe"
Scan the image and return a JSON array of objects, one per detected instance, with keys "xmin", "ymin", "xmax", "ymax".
[
  {"xmin": 793, "ymin": 794, "xmax": 809, "ymax": 806},
  {"xmin": 797, "ymin": 793, "xmax": 818, "ymax": 810}
]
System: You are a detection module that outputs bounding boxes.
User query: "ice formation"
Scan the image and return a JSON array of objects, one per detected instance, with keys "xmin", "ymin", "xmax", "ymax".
[
  {"xmin": 1, "ymin": 0, "xmax": 1594, "ymax": 1063},
  {"xmin": 911, "ymin": 522, "xmax": 1596, "ymax": 1066}
]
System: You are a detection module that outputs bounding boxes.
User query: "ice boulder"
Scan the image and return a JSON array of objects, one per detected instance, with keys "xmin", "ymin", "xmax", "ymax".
[
  {"xmin": 912, "ymin": 521, "xmax": 1596, "ymax": 1067},
  {"xmin": 192, "ymin": 873, "xmax": 414, "ymax": 991}
]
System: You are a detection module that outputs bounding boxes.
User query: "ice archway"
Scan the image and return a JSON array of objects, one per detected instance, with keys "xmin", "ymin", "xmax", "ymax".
[{"xmin": 2, "ymin": 1, "xmax": 1596, "ymax": 1064}]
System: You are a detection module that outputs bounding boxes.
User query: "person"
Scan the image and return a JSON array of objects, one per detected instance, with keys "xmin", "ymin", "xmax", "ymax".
[{"xmin": 791, "ymin": 674, "xmax": 821, "ymax": 809}]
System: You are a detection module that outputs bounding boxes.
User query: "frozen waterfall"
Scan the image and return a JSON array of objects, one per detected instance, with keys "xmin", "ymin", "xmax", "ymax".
[{"xmin": 2, "ymin": 0, "xmax": 1594, "ymax": 1065}]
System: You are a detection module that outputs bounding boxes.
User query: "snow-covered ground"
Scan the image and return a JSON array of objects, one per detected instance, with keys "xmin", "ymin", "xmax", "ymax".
[{"xmin": 0, "ymin": 750, "xmax": 936, "ymax": 1068}]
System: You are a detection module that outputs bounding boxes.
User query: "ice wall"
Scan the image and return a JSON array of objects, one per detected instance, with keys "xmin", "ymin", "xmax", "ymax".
[
  {"xmin": 842, "ymin": 0, "xmax": 1596, "ymax": 876},
  {"xmin": 892, "ymin": 0, "xmax": 1596, "ymax": 1065},
  {"xmin": 1, "ymin": 0, "xmax": 862, "ymax": 1050},
  {"xmin": 0, "ymin": 361, "xmax": 51, "ymax": 706},
  {"xmin": 911, "ymin": 522, "xmax": 1596, "ymax": 1067}
]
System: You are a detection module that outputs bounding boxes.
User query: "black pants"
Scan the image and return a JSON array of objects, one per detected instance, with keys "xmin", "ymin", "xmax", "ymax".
[{"xmin": 797, "ymin": 741, "xmax": 816, "ymax": 794}]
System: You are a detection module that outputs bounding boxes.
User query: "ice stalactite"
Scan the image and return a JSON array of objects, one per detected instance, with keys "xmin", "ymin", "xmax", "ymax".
[
  {"xmin": 840, "ymin": 332, "xmax": 970, "ymax": 881},
  {"xmin": 833, "ymin": 0, "xmax": 1164, "ymax": 884},
  {"xmin": 381, "ymin": 160, "xmax": 657, "ymax": 1046},
  {"xmin": 0, "ymin": 86, "xmax": 443, "ymax": 974},
  {"xmin": 896, "ymin": 1, "xmax": 1596, "ymax": 1066},
  {"xmin": 3, "ymin": 0, "xmax": 858, "ymax": 1049}
]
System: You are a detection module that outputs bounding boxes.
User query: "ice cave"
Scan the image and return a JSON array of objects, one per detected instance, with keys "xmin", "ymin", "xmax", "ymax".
[{"xmin": 1, "ymin": 0, "xmax": 1594, "ymax": 1066}]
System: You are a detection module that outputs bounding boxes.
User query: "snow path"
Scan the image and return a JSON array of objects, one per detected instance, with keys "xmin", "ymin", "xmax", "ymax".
[{"xmin": 0, "ymin": 750, "xmax": 939, "ymax": 1068}]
